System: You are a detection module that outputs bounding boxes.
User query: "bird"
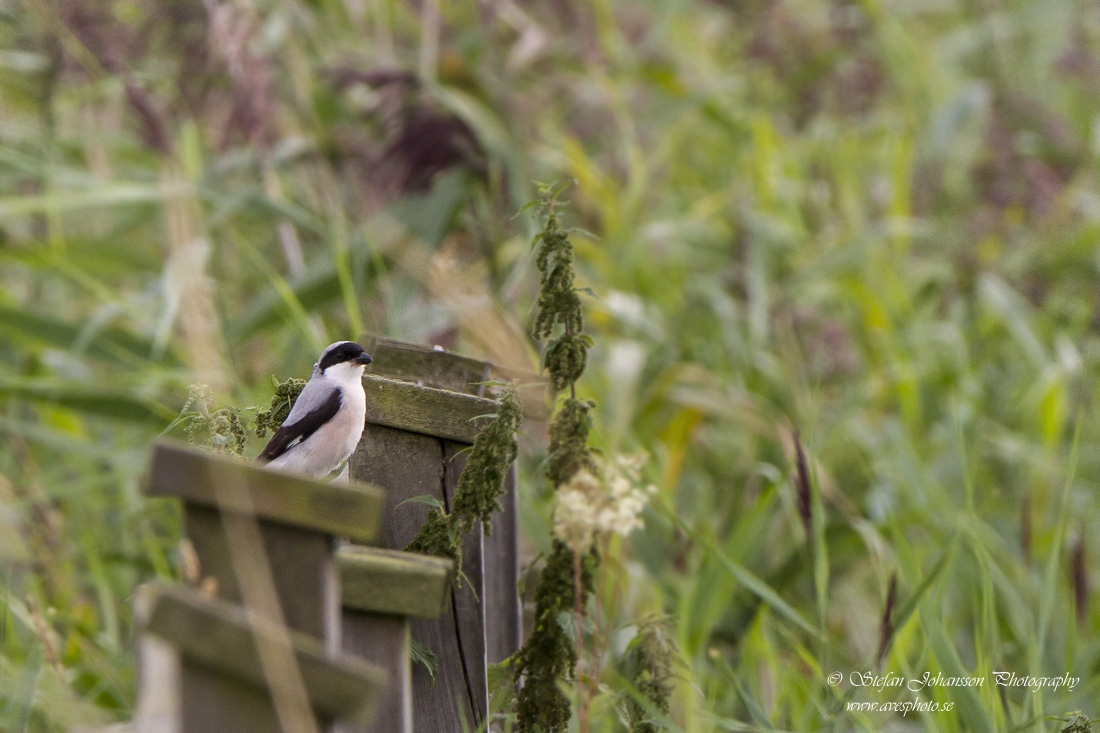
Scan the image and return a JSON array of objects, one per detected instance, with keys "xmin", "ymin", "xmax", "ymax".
[{"xmin": 257, "ymin": 341, "xmax": 373, "ymax": 478}]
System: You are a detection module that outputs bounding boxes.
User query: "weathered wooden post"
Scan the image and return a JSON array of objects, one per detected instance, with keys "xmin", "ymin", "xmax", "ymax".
[
  {"xmin": 337, "ymin": 545, "xmax": 453, "ymax": 733},
  {"xmin": 348, "ymin": 336, "xmax": 527, "ymax": 731},
  {"xmin": 140, "ymin": 442, "xmax": 389, "ymax": 732}
]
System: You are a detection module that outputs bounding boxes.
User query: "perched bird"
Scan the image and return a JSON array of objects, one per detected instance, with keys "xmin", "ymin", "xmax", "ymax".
[{"xmin": 257, "ymin": 341, "xmax": 373, "ymax": 478}]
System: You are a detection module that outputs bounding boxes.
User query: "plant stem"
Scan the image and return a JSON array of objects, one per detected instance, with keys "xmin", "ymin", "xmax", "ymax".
[
  {"xmin": 574, "ymin": 549, "xmax": 589, "ymax": 733},
  {"xmin": 591, "ymin": 537, "xmax": 608, "ymax": 704}
]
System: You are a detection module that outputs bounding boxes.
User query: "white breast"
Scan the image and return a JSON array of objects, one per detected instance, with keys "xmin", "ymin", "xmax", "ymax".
[{"xmin": 268, "ymin": 366, "xmax": 368, "ymax": 477}]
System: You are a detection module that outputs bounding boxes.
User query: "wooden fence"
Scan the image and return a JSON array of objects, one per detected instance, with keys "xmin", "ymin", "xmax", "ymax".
[{"xmin": 127, "ymin": 338, "xmax": 531, "ymax": 732}]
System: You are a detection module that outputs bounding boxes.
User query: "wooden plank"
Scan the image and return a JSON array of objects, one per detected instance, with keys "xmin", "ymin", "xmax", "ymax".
[
  {"xmin": 339, "ymin": 613, "xmax": 411, "ymax": 733},
  {"xmin": 338, "ymin": 546, "xmax": 452, "ymax": 618},
  {"xmin": 179, "ymin": 666, "xmax": 285, "ymax": 733},
  {"xmin": 441, "ymin": 440, "xmax": 488, "ymax": 727},
  {"xmin": 133, "ymin": 586, "xmax": 180, "ymax": 733},
  {"xmin": 482, "ymin": 463, "xmax": 521, "ymax": 665},
  {"xmin": 362, "ymin": 334, "xmax": 550, "ymax": 419},
  {"xmin": 145, "ymin": 441, "xmax": 383, "ymax": 544},
  {"xmin": 133, "ymin": 636, "xmax": 179, "ymax": 733},
  {"xmin": 363, "ymin": 335, "xmax": 496, "ymax": 394},
  {"xmin": 349, "ymin": 424, "xmax": 486, "ymax": 731},
  {"xmin": 185, "ymin": 506, "xmax": 340, "ymax": 645},
  {"xmin": 143, "ymin": 585, "xmax": 386, "ymax": 727},
  {"xmin": 363, "ymin": 375, "xmax": 500, "ymax": 444}
]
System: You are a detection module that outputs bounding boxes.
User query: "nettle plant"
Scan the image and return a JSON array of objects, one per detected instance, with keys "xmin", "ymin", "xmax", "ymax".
[
  {"xmin": 511, "ymin": 184, "xmax": 669, "ymax": 733},
  {"xmin": 172, "ymin": 184, "xmax": 674, "ymax": 731},
  {"xmin": 173, "ymin": 376, "xmax": 306, "ymax": 458},
  {"xmin": 406, "ymin": 384, "xmax": 523, "ymax": 570}
]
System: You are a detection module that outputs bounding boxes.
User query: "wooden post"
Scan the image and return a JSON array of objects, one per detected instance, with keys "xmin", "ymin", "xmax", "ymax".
[
  {"xmin": 144, "ymin": 442, "xmax": 384, "ymax": 650},
  {"xmin": 139, "ymin": 443, "xmax": 390, "ymax": 733},
  {"xmin": 138, "ymin": 585, "xmax": 386, "ymax": 733},
  {"xmin": 349, "ymin": 337, "xmax": 528, "ymax": 731},
  {"xmin": 362, "ymin": 335, "xmax": 529, "ymax": 667},
  {"xmin": 336, "ymin": 545, "xmax": 453, "ymax": 733}
]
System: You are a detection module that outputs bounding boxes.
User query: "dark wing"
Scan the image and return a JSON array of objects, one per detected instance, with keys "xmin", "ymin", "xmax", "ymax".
[{"xmin": 257, "ymin": 389, "xmax": 342, "ymax": 463}]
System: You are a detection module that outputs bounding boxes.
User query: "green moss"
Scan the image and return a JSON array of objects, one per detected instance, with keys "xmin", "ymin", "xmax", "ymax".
[{"xmin": 363, "ymin": 375, "xmax": 499, "ymax": 443}]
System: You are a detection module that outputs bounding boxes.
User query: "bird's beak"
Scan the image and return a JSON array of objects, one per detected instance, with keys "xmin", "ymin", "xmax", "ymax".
[{"xmin": 355, "ymin": 353, "xmax": 373, "ymax": 366}]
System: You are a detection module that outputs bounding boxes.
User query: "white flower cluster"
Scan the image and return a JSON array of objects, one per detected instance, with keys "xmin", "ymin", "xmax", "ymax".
[{"xmin": 552, "ymin": 453, "xmax": 656, "ymax": 555}]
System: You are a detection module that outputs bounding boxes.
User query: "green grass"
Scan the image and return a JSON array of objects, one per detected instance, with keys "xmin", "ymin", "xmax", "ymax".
[{"xmin": 2, "ymin": 0, "xmax": 1099, "ymax": 730}]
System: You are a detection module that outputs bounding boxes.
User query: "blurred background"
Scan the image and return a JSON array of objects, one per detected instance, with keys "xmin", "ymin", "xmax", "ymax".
[{"xmin": 1, "ymin": 0, "xmax": 1099, "ymax": 729}]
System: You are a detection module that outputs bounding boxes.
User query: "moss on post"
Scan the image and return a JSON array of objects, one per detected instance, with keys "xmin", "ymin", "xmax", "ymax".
[{"xmin": 363, "ymin": 375, "xmax": 500, "ymax": 443}]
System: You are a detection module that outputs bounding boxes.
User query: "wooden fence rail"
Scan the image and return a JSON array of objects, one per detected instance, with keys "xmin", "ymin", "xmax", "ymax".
[{"xmin": 338, "ymin": 546, "xmax": 453, "ymax": 733}]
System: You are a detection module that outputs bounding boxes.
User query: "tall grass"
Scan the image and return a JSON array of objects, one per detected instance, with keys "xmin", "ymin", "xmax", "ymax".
[{"xmin": 1, "ymin": 0, "xmax": 1098, "ymax": 730}]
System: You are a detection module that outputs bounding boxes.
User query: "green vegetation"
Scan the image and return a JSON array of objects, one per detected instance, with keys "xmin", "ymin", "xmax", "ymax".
[
  {"xmin": 532, "ymin": 184, "xmax": 591, "ymax": 393},
  {"xmin": 1, "ymin": 0, "xmax": 1099, "ymax": 730},
  {"xmin": 1057, "ymin": 711, "xmax": 1093, "ymax": 733},
  {"xmin": 406, "ymin": 383, "xmax": 523, "ymax": 567},
  {"xmin": 177, "ymin": 383, "xmax": 248, "ymax": 456},
  {"xmin": 512, "ymin": 186, "xmax": 600, "ymax": 732},
  {"xmin": 175, "ymin": 375, "xmax": 304, "ymax": 458},
  {"xmin": 625, "ymin": 618, "xmax": 676, "ymax": 733},
  {"xmin": 253, "ymin": 376, "xmax": 306, "ymax": 441}
]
